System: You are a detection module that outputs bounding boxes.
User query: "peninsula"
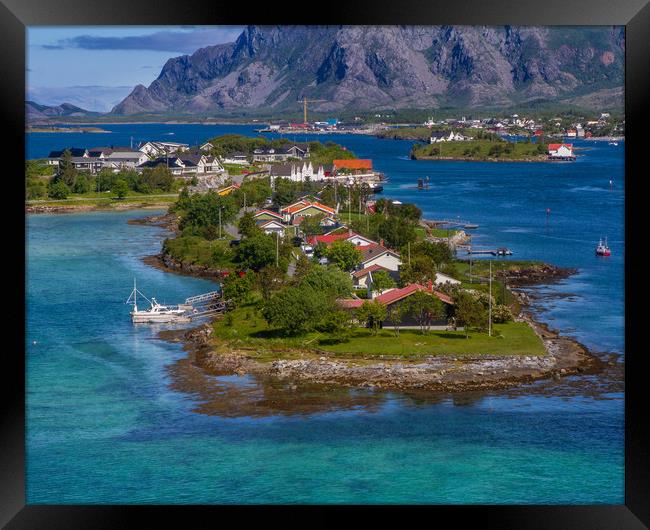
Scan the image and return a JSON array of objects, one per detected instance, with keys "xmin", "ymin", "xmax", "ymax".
[{"xmin": 137, "ymin": 171, "xmax": 602, "ymax": 394}]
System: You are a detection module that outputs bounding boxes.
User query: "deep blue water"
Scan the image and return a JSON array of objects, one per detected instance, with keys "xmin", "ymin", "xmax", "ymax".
[{"xmin": 26, "ymin": 125, "xmax": 624, "ymax": 503}]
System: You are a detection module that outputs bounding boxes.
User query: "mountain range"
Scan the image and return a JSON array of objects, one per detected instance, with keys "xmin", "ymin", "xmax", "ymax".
[
  {"xmin": 111, "ymin": 25, "xmax": 625, "ymax": 116},
  {"xmin": 26, "ymin": 101, "xmax": 98, "ymax": 123}
]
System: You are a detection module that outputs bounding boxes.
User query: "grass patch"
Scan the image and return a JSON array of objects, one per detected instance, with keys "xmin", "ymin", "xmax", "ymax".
[
  {"xmin": 212, "ymin": 304, "xmax": 545, "ymax": 360},
  {"xmin": 163, "ymin": 234, "xmax": 235, "ymax": 269}
]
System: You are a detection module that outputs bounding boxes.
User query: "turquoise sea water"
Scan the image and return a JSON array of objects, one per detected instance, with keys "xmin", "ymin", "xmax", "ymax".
[{"xmin": 26, "ymin": 126, "xmax": 624, "ymax": 503}]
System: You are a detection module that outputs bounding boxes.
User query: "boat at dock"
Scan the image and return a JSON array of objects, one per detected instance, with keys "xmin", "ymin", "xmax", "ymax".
[
  {"xmin": 595, "ymin": 237, "xmax": 611, "ymax": 256},
  {"xmin": 126, "ymin": 279, "xmax": 191, "ymax": 323}
]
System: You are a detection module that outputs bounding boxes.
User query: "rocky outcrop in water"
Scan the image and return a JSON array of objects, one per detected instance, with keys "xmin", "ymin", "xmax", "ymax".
[{"xmin": 112, "ymin": 26, "xmax": 624, "ymax": 115}]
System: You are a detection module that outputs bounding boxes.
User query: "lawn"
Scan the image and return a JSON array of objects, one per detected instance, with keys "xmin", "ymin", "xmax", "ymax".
[{"xmin": 212, "ymin": 304, "xmax": 546, "ymax": 360}]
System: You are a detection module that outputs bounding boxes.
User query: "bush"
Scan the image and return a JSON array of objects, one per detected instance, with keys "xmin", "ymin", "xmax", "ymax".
[
  {"xmin": 492, "ymin": 304, "xmax": 513, "ymax": 323},
  {"xmin": 47, "ymin": 180, "xmax": 70, "ymax": 199},
  {"xmin": 262, "ymin": 285, "xmax": 331, "ymax": 335}
]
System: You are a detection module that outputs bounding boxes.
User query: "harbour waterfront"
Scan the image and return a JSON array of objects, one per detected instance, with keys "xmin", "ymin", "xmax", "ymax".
[{"xmin": 26, "ymin": 126, "xmax": 624, "ymax": 503}]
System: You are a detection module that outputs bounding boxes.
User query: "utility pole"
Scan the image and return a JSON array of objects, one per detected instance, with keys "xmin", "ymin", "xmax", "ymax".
[
  {"xmin": 348, "ymin": 185, "xmax": 351, "ymax": 225},
  {"xmin": 408, "ymin": 242, "xmax": 411, "ymax": 265},
  {"xmin": 488, "ymin": 260, "xmax": 493, "ymax": 337},
  {"xmin": 243, "ymin": 192, "xmax": 246, "ymax": 211},
  {"xmin": 218, "ymin": 207, "xmax": 222, "ymax": 239},
  {"xmin": 276, "ymin": 232, "xmax": 279, "ymax": 267}
]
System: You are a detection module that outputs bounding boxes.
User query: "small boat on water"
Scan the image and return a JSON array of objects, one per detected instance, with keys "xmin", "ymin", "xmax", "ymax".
[
  {"xmin": 608, "ymin": 141, "xmax": 618, "ymax": 146},
  {"xmin": 126, "ymin": 279, "xmax": 190, "ymax": 323},
  {"xmin": 595, "ymin": 237, "xmax": 611, "ymax": 256}
]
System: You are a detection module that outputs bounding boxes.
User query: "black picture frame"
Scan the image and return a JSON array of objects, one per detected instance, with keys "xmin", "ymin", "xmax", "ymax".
[{"xmin": 3, "ymin": 0, "xmax": 648, "ymax": 526}]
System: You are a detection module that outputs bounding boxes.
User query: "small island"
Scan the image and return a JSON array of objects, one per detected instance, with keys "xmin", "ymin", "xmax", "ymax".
[{"xmin": 410, "ymin": 138, "xmax": 550, "ymax": 162}]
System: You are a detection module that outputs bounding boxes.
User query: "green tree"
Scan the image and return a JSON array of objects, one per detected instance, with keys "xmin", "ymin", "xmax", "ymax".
[
  {"xmin": 47, "ymin": 180, "xmax": 69, "ymax": 199},
  {"xmin": 355, "ymin": 300, "xmax": 387, "ymax": 336},
  {"xmin": 179, "ymin": 191, "xmax": 238, "ymax": 231},
  {"xmin": 234, "ymin": 234, "xmax": 277, "ymax": 271},
  {"xmin": 293, "ymin": 254, "xmax": 314, "ymax": 281},
  {"xmin": 222, "ymin": 272, "xmax": 254, "ymax": 307},
  {"xmin": 370, "ymin": 269, "xmax": 395, "ymax": 295},
  {"xmin": 403, "ymin": 290, "xmax": 445, "ymax": 334},
  {"xmin": 387, "ymin": 303, "xmax": 406, "ymax": 337},
  {"xmin": 377, "ymin": 216, "xmax": 417, "ymax": 248},
  {"xmin": 316, "ymin": 310, "xmax": 353, "ymax": 342},
  {"xmin": 455, "ymin": 290, "xmax": 487, "ymax": 338},
  {"xmin": 324, "ymin": 240, "xmax": 362, "ymax": 272},
  {"xmin": 238, "ymin": 211, "xmax": 261, "ymax": 238},
  {"xmin": 299, "ymin": 213, "xmax": 325, "ymax": 238},
  {"xmin": 256, "ymin": 265, "xmax": 286, "ymax": 301},
  {"xmin": 58, "ymin": 149, "xmax": 78, "ymax": 187},
  {"xmin": 298, "ymin": 266, "xmax": 353, "ymax": 299},
  {"xmin": 262, "ymin": 285, "xmax": 330, "ymax": 335},
  {"xmin": 73, "ymin": 174, "xmax": 91, "ymax": 194},
  {"xmin": 399, "ymin": 255, "xmax": 436, "ymax": 285},
  {"xmin": 113, "ymin": 179, "xmax": 129, "ymax": 199}
]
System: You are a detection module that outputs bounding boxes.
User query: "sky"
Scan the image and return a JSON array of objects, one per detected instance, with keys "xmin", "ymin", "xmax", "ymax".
[{"xmin": 27, "ymin": 26, "xmax": 244, "ymax": 111}]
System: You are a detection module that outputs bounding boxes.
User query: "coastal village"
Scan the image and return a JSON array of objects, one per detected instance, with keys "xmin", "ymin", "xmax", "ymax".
[{"xmin": 25, "ymin": 106, "xmax": 622, "ymax": 390}]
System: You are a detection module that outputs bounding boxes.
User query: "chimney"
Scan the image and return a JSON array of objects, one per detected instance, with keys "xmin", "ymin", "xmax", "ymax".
[
  {"xmin": 426, "ymin": 280, "xmax": 433, "ymax": 292},
  {"xmin": 379, "ymin": 239, "xmax": 384, "ymax": 247},
  {"xmin": 349, "ymin": 228, "xmax": 353, "ymax": 236}
]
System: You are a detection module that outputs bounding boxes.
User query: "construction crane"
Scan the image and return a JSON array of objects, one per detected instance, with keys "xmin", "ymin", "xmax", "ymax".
[{"xmin": 299, "ymin": 96, "xmax": 326, "ymax": 124}]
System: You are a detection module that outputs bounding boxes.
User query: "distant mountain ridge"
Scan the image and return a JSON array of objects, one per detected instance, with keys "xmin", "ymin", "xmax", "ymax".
[
  {"xmin": 26, "ymin": 100, "xmax": 98, "ymax": 123},
  {"xmin": 112, "ymin": 25, "xmax": 625, "ymax": 116}
]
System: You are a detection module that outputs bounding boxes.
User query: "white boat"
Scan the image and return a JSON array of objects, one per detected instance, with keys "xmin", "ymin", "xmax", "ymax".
[{"xmin": 126, "ymin": 279, "xmax": 190, "ymax": 323}]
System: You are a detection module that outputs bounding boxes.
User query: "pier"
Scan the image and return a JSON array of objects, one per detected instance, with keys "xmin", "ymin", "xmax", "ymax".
[
  {"xmin": 184, "ymin": 290, "xmax": 230, "ymax": 319},
  {"xmin": 422, "ymin": 219, "xmax": 480, "ymax": 230},
  {"xmin": 460, "ymin": 246, "xmax": 513, "ymax": 256}
]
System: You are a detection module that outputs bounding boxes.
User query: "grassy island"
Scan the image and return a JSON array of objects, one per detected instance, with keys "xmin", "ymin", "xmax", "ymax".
[{"xmin": 411, "ymin": 139, "xmax": 548, "ymax": 161}]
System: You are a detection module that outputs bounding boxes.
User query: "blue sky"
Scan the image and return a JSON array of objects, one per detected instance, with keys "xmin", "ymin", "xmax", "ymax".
[{"xmin": 27, "ymin": 26, "xmax": 243, "ymax": 111}]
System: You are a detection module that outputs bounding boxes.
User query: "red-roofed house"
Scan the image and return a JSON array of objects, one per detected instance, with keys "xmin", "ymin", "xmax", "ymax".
[
  {"xmin": 307, "ymin": 231, "xmax": 376, "ymax": 247},
  {"xmin": 337, "ymin": 282, "xmax": 456, "ymax": 330},
  {"xmin": 281, "ymin": 201, "xmax": 336, "ymax": 223},
  {"xmin": 548, "ymin": 143, "xmax": 575, "ymax": 160},
  {"xmin": 253, "ymin": 209, "xmax": 283, "ymax": 222}
]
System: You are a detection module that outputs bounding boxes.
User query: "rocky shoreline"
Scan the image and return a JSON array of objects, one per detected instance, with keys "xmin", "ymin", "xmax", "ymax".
[
  {"xmin": 26, "ymin": 202, "xmax": 171, "ymax": 215},
  {"xmin": 163, "ymin": 311, "xmax": 604, "ymax": 394}
]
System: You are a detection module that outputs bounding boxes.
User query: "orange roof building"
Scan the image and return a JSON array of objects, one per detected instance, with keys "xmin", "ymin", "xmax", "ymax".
[{"xmin": 333, "ymin": 159, "xmax": 373, "ymax": 171}]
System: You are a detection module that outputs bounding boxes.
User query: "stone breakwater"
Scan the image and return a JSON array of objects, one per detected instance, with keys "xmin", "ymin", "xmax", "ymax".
[{"xmin": 174, "ymin": 316, "xmax": 602, "ymax": 394}]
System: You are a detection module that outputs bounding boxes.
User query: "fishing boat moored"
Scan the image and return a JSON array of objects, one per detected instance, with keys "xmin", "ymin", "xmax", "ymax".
[
  {"xmin": 126, "ymin": 279, "xmax": 191, "ymax": 323},
  {"xmin": 595, "ymin": 237, "xmax": 611, "ymax": 256}
]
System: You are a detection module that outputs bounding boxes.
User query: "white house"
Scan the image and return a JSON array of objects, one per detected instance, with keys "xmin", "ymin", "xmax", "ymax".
[
  {"xmin": 258, "ymin": 220, "xmax": 286, "ymax": 238},
  {"xmin": 105, "ymin": 151, "xmax": 149, "ymax": 170},
  {"xmin": 139, "ymin": 141, "xmax": 189, "ymax": 158},
  {"xmin": 434, "ymin": 272, "xmax": 461, "ymax": 287},
  {"xmin": 221, "ymin": 152, "xmax": 250, "ymax": 165},
  {"xmin": 430, "ymin": 130, "xmax": 473, "ymax": 144},
  {"xmin": 357, "ymin": 244, "xmax": 402, "ymax": 272},
  {"xmin": 269, "ymin": 162, "xmax": 326, "ymax": 184},
  {"xmin": 548, "ymin": 143, "xmax": 575, "ymax": 160},
  {"xmin": 346, "ymin": 233, "xmax": 376, "ymax": 247}
]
